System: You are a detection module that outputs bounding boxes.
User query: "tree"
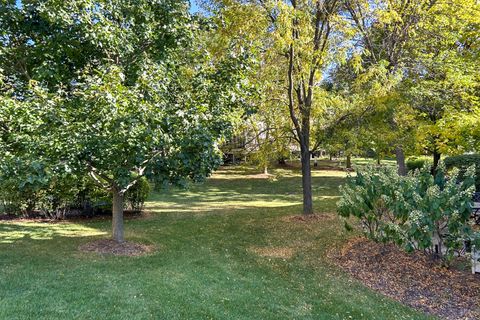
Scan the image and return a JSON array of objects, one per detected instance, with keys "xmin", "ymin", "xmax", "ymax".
[
  {"xmin": 281, "ymin": 0, "xmax": 346, "ymax": 214},
  {"xmin": 0, "ymin": 0, "xmax": 251, "ymax": 242},
  {"xmin": 342, "ymin": 0, "xmax": 480, "ymax": 173},
  {"xmin": 406, "ymin": 0, "xmax": 480, "ymax": 171},
  {"xmin": 339, "ymin": 0, "xmax": 433, "ymax": 174},
  {"xmin": 204, "ymin": 0, "xmax": 349, "ymax": 215}
]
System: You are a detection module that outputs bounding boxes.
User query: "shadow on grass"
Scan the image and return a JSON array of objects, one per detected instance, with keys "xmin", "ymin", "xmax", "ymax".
[
  {"xmin": 0, "ymin": 221, "xmax": 106, "ymax": 244},
  {"xmin": 0, "ymin": 168, "xmax": 346, "ymax": 245},
  {"xmin": 147, "ymin": 174, "xmax": 345, "ymax": 214}
]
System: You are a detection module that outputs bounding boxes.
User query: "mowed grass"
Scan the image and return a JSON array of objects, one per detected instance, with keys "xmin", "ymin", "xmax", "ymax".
[{"xmin": 0, "ymin": 165, "xmax": 434, "ymax": 320}]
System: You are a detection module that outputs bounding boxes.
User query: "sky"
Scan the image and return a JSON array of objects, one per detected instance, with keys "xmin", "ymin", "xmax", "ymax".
[{"xmin": 190, "ymin": 0, "xmax": 200, "ymax": 13}]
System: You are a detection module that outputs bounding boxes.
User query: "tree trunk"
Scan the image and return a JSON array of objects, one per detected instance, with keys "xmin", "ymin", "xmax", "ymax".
[
  {"xmin": 395, "ymin": 146, "xmax": 407, "ymax": 176},
  {"xmin": 300, "ymin": 146, "xmax": 313, "ymax": 215},
  {"xmin": 264, "ymin": 166, "xmax": 268, "ymax": 175},
  {"xmin": 377, "ymin": 156, "xmax": 381, "ymax": 165},
  {"xmin": 329, "ymin": 153, "xmax": 333, "ymax": 161},
  {"xmin": 346, "ymin": 154, "xmax": 352, "ymax": 169},
  {"xmin": 112, "ymin": 190, "xmax": 124, "ymax": 243},
  {"xmin": 432, "ymin": 150, "xmax": 441, "ymax": 175}
]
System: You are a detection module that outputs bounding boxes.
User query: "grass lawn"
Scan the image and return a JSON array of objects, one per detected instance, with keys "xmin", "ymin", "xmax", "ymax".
[{"xmin": 0, "ymin": 165, "xmax": 434, "ymax": 319}]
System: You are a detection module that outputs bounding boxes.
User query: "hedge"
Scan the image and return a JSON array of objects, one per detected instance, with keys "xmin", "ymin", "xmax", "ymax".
[{"xmin": 406, "ymin": 156, "xmax": 432, "ymax": 172}]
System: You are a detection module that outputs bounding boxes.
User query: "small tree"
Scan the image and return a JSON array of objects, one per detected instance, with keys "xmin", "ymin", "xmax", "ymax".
[{"xmin": 0, "ymin": 1, "xmax": 251, "ymax": 242}]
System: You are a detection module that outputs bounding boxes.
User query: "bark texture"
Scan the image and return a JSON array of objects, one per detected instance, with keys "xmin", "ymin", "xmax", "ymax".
[
  {"xmin": 432, "ymin": 150, "xmax": 441, "ymax": 174},
  {"xmin": 112, "ymin": 190, "xmax": 124, "ymax": 243},
  {"xmin": 346, "ymin": 154, "xmax": 352, "ymax": 169},
  {"xmin": 395, "ymin": 146, "xmax": 407, "ymax": 176},
  {"xmin": 300, "ymin": 147, "xmax": 313, "ymax": 215}
]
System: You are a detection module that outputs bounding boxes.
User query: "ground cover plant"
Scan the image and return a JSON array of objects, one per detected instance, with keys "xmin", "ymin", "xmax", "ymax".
[{"xmin": 0, "ymin": 165, "xmax": 437, "ymax": 320}]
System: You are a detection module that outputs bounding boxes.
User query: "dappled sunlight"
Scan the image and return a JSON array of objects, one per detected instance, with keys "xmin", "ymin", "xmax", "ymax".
[
  {"xmin": 0, "ymin": 222, "xmax": 106, "ymax": 244},
  {"xmin": 147, "ymin": 168, "xmax": 345, "ymax": 214},
  {"xmin": 311, "ymin": 170, "xmax": 349, "ymax": 178},
  {"xmin": 147, "ymin": 197, "xmax": 300, "ymax": 213},
  {"xmin": 213, "ymin": 166, "xmax": 349, "ymax": 179},
  {"xmin": 315, "ymin": 195, "xmax": 340, "ymax": 200}
]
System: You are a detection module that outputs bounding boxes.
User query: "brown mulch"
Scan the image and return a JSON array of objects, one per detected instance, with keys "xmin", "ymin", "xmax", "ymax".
[
  {"xmin": 79, "ymin": 239, "xmax": 154, "ymax": 256},
  {"xmin": 330, "ymin": 238, "xmax": 480, "ymax": 320}
]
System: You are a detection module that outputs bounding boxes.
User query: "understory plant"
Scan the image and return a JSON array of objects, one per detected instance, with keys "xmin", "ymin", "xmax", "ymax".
[
  {"xmin": 338, "ymin": 163, "xmax": 477, "ymax": 265},
  {"xmin": 444, "ymin": 154, "xmax": 480, "ymax": 191},
  {"xmin": 0, "ymin": 157, "xmax": 151, "ymax": 218}
]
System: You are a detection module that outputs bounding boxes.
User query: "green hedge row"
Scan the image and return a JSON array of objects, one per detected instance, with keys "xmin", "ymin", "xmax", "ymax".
[{"xmin": 406, "ymin": 156, "xmax": 432, "ymax": 172}]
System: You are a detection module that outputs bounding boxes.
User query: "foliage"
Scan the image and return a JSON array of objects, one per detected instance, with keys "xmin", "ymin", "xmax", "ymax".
[
  {"xmin": 0, "ymin": 162, "xmax": 151, "ymax": 217},
  {"xmin": 124, "ymin": 177, "xmax": 151, "ymax": 211},
  {"xmin": 338, "ymin": 164, "xmax": 477, "ymax": 264},
  {"xmin": 406, "ymin": 156, "xmax": 432, "ymax": 172},
  {"xmin": 336, "ymin": 0, "xmax": 480, "ymax": 172},
  {"xmin": 444, "ymin": 154, "xmax": 480, "ymax": 191},
  {"xmin": 204, "ymin": 0, "xmax": 353, "ymax": 214},
  {"xmin": 337, "ymin": 166, "xmax": 400, "ymax": 241},
  {"xmin": 0, "ymin": 1, "xmax": 253, "ymax": 240},
  {"xmin": 404, "ymin": 0, "xmax": 480, "ymax": 158}
]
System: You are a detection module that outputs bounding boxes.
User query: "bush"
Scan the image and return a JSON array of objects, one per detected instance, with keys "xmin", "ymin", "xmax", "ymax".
[
  {"xmin": 337, "ymin": 166, "xmax": 400, "ymax": 241},
  {"xmin": 0, "ymin": 158, "xmax": 59, "ymax": 216},
  {"xmin": 444, "ymin": 154, "xmax": 480, "ymax": 191},
  {"xmin": 338, "ymin": 163, "xmax": 477, "ymax": 265},
  {"xmin": 125, "ymin": 177, "xmax": 151, "ymax": 211},
  {"xmin": 406, "ymin": 156, "xmax": 432, "ymax": 172},
  {"xmin": 0, "ymin": 158, "xmax": 151, "ymax": 217}
]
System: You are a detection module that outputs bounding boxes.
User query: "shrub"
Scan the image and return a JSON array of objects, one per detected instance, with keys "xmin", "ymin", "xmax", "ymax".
[
  {"xmin": 338, "ymin": 163, "xmax": 477, "ymax": 265},
  {"xmin": 0, "ymin": 159, "xmax": 53, "ymax": 216},
  {"xmin": 444, "ymin": 154, "xmax": 480, "ymax": 191},
  {"xmin": 337, "ymin": 166, "xmax": 400, "ymax": 241},
  {"xmin": 0, "ymin": 158, "xmax": 151, "ymax": 217},
  {"xmin": 406, "ymin": 156, "xmax": 432, "ymax": 172},
  {"xmin": 124, "ymin": 177, "xmax": 151, "ymax": 211}
]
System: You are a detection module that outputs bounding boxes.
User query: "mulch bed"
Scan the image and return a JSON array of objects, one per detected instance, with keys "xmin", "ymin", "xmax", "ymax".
[
  {"xmin": 330, "ymin": 238, "xmax": 480, "ymax": 320},
  {"xmin": 79, "ymin": 239, "xmax": 154, "ymax": 256}
]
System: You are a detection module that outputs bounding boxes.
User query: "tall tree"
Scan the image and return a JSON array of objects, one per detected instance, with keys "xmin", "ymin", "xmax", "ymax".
[
  {"xmin": 405, "ymin": 0, "xmax": 480, "ymax": 171},
  {"xmin": 341, "ymin": 0, "xmax": 432, "ymax": 174},
  {"xmin": 204, "ymin": 0, "xmax": 348, "ymax": 215},
  {"xmin": 343, "ymin": 0, "xmax": 480, "ymax": 173},
  {"xmin": 281, "ymin": 0, "xmax": 344, "ymax": 214}
]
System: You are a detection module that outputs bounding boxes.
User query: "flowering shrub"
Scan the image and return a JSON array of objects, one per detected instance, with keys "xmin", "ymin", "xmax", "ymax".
[{"xmin": 338, "ymin": 163, "xmax": 477, "ymax": 265}]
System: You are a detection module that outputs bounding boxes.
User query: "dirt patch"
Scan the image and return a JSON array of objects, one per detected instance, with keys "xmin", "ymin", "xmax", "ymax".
[
  {"xmin": 79, "ymin": 239, "xmax": 154, "ymax": 256},
  {"xmin": 248, "ymin": 246, "xmax": 295, "ymax": 259},
  {"xmin": 281, "ymin": 214, "xmax": 334, "ymax": 223},
  {"xmin": 330, "ymin": 237, "xmax": 480, "ymax": 320}
]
